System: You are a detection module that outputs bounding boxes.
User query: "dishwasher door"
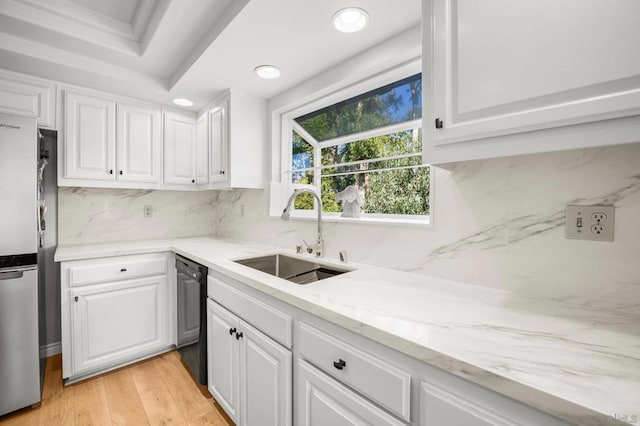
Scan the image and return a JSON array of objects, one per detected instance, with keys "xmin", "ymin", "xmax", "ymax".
[{"xmin": 175, "ymin": 255, "xmax": 207, "ymax": 385}]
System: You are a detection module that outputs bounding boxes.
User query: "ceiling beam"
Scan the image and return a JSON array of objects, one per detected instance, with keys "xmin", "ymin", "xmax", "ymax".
[{"xmin": 167, "ymin": 0, "xmax": 249, "ymax": 90}]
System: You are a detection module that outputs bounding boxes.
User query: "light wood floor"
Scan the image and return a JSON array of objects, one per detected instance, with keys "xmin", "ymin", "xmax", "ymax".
[{"xmin": 0, "ymin": 351, "xmax": 234, "ymax": 425}]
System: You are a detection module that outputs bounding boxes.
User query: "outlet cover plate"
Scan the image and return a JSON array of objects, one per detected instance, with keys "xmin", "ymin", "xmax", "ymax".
[{"xmin": 565, "ymin": 205, "xmax": 614, "ymax": 242}]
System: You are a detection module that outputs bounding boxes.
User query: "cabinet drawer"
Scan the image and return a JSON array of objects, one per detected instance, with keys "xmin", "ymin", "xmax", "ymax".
[
  {"xmin": 208, "ymin": 275, "xmax": 292, "ymax": 348},
  {"xmin": 297, "ymin": 322, "xmax": 411, "ymax": 422},
  {"xmin": 298, "ymin": 359, "xmax": 405, "ymax": 426},
  {"xmin": 68, "ymin": 253, "xmax": 168, "ymax": 287}
]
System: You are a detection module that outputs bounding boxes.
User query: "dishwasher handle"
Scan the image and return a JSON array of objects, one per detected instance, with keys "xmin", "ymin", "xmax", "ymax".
[{"xmin": 0, "ymin": 270, "xmax": 24, "ymax": 280}]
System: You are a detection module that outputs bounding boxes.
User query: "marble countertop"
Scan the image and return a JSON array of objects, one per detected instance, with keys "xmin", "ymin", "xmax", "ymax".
[{"xmin": 55, "ymin": 237, "xmax": 640, "ymax": 426}]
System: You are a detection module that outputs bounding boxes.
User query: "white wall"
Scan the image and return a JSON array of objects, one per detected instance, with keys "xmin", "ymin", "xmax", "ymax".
[
  {"xmin": 58, "ymin": 188, "xmax": 217, "ymax": 245},
  {"xmin": 213, "ymin": 143, "xmax": 640, "ymax": 316}
]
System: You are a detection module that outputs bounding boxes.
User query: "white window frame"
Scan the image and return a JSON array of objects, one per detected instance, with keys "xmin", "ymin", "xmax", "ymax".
[{"xmin": 275, "ymin": 59, "xmax": 432, "ymax": 226}]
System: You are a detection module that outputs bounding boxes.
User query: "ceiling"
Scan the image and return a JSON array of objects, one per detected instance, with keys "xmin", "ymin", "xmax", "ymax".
[{"xmin": 0, "ymin": 0, "xmax": 421, "ymax": 109}]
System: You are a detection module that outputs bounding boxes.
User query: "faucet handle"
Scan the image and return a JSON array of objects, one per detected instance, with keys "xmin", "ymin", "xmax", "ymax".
[{"xmin": 302, "ymin": 239, "xmax": 314, "ymax": 254}]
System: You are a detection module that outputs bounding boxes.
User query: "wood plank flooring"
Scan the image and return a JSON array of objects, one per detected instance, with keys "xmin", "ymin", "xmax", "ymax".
[{"xmin": 0, "ymin": 351, "xmax": 234, "ymax": 426}]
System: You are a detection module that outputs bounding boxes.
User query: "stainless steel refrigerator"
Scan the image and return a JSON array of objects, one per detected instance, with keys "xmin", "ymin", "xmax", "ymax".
[{"xmin": 0, "ymin": 113, "xmax": 41, "ymax": 416}]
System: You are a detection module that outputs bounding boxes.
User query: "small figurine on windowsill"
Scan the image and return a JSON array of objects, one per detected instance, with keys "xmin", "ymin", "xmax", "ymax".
[{"xmin": 335, "ymin": 185, "xmax": 363, "ymax": 218}]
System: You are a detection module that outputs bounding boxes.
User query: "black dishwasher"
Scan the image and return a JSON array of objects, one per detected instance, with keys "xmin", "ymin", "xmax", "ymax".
[{"xmin": 176, "ymin": 254, "xmax": 207, "ymax": 385}]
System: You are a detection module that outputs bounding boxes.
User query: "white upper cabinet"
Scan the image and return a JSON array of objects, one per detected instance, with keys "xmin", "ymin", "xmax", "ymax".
[
  {"xmin": 0, "ymin": 69, "xmax": 56, "ymax": 128},
  {"xmin": 117, "ymin": 103, "xmax": 162, "ymax": 183},
  {"xmin": 195, "ymin": 112, "xmax": 209, "ymax": 185},
  {"xmin": 208, "ymin": 102, "xmax": 228, "ymax": 185},
  {"xmin": 200, "ymin": 89, "xmax": 266, "ymax": 189},
  {"xmin": 62, "ymin": 89, "xmax": 163, "ymax": 187},
  {"xmin": 164, "ymin": 111, "xmax": 197, "ymax": 187},
  {"xmin": 64, "ymin": 91, "xmax": 116, "ymax": 181},
  {"xmin": 423, "ymin": 0, "xmax": 640, "ymax": 165}
]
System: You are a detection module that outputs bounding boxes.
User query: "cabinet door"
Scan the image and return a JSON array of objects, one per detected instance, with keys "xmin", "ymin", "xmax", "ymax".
[
  {"xmin": 0, "ymin": 71, "xmax": 55, "ymax": 128},
  {"xmin": 64, "ymin": 92, "xmax": 116, "ymax": 180},
  {"xmin": 195, "ymin": 112, "xmax": 209, "ymax": 184},
  {"xmin": 207, "ymin": 300, "xmax": 240, "ymax": 424},
  {"xmin": 420, "ymin": 381, "xmax": 568, "ymax": 426},
  {"xmin": 239, "ymin": 320, "xmax": 292, "ymax": 426},
  {"xmin": 208, "ymin": 103, "xmax": 229, "ymax": 184},
  {"xmin": 430, "ymin": 0, "xmax": 640, "ymax": 146},
  {"xmin": 164, "ymin": 112, "xmax": 197, "ymax": 186},
  {"xmin": 117, "ymin": 103, "xmax": 161, "ymax": 183},
  {"xmin": 70, "ymin": 276, "xmax": 168, "ymax": 376},
  {"xmin": 297, "ymin": 360, "xmax": 405, "ymax": 426}
]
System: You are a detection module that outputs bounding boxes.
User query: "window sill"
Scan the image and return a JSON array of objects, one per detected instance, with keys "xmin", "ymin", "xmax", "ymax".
[{"xmin": 270, "ymin": 212, "xmax": 431, "ymax": 228}]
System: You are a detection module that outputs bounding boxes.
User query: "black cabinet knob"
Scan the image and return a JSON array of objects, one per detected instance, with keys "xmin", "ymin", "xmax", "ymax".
[
  {"xmin": 333, "ymin": 359, "xmax": 346, "ymax": 370},
  {"xmin": 109, "ymin": 169, "xmax": 113, "ymax": 174},
  {"xmin": 229, "ymin": 327, "xmax": 236, "ymax": 336},
  {"xmin": 220, "ymin": 170, "xmax": 225, "ymax": 175},
  {"xmin": 192, "ymin": 179, "xmax": 195, "ymax": 183},
  {"xmin": 235, "ymin": 331, "xmax": 243, "ymax": 340}
]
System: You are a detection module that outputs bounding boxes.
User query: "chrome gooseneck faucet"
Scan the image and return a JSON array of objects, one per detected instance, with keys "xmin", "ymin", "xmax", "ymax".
[{"xmin": 281, "ymin": 189, "xmax": 324, "ymax": 257}]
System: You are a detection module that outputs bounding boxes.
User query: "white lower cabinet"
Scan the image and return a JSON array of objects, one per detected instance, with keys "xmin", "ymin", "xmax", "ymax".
[
  {"xmin": 208, "ymin": 271, "xmax": 572, "ymax": 426},
  {"xmin": 60, "ymin": 252, "xmax": 172, "ymax": 381},
  {"xmin": 420, "ymin": 380, "xmax": 568, "ymax": 426},
  {"xmin": 297, "ymin": 359, "xmax": 405, "ymax": 426},
  {"xmin": 70, "ymin": 276, "xmax": 168, "ymax": 376},
  {"xmin": 207, "ymin": 299, "xmax": 292, "ymax": 426},
  {"xmin": 207, "ymin": 299, "xmax": 241, "ymax": 422}
]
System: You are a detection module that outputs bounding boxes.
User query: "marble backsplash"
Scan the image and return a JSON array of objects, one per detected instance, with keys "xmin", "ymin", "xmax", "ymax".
[
  {"xmin": 212, "ymin": 143, "xmax": 640, "ymax": 316},
  {"xmin": 58, "ymin": 187, "xmax": 217, "ymax": 245}
]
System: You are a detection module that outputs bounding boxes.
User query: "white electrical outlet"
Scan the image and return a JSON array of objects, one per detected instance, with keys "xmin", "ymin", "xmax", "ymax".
[
  {"xmin": 144, "ymin": 205, "xmax": 152, "ymax": 217},
  {"xmin": 565, "ymin": 205, "xmax": 614, "ymax": 242}
]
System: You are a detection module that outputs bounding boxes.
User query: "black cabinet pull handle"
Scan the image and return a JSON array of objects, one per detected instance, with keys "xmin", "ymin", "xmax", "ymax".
[
  {"xmin": 435, "ymin": 117, "xmax": 443, "ymax": 129},
  {"xmin": 109, "ymin": 169, "xmax": 113, "ymax": 174},
  {"xmin": 235, "ymin": 331, "xmax": 243, "ymax": 340},
  {"xmin": 192, "ymin": 178, "xmax": 195, "ymax": 183},
  {"xmin": 333, "ymin": 359, "xmax": 346, "ymax": 370},
  {"xmin": 229, "ymin": 327, "xmax": 236, "ymax": 336},
  {"xmin": 119, "ymin": 170, "xmax": 123, "ymax": 175},
  {"xmin": 120, "ymin": 268, "xmax": 127, "ymax": 272},
  {"xmin": 74, "ymin": 296, "xmax": 78, "ymax": 302}
]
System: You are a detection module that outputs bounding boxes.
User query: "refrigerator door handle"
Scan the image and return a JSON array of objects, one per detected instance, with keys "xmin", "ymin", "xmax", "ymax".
[{"xmin": 0, "ymin": 270, "xmax": 24, "ymax": 280}]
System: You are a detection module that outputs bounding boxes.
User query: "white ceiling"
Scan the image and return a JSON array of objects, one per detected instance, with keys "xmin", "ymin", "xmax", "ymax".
[{"xmin": 0, "ymin": 0, "xmax": 421, "ymax": 109}]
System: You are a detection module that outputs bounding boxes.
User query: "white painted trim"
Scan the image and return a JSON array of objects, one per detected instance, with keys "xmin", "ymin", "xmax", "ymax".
[
  {"xmin": 40, "ymin": 341, "xmax": 62, "ymax": 358},
  {"xmin": 274, "ymin": 60, "xmax": 432, "ymax": 226},
  {"xmin": 317, "ymin": 119, "xmax": 422, "ymax": 149},
  {"xmin": 280, "ymin": 59, "xmax": 422, "ymax": 121}
]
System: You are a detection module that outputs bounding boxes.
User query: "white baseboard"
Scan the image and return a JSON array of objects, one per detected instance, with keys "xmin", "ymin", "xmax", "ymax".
[{"xmin": 40, "ymin": 341, "xmax": 61, "ymax": 358}]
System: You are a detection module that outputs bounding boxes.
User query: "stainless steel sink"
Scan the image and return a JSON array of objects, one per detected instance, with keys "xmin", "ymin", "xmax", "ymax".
[{"xmin": 234, "ymin": 254, "xmax": 350, "ymax": 284}]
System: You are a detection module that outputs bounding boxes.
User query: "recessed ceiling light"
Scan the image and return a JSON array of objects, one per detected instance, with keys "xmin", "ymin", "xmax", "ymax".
[
  {"xmin": 172, "ymin": 98, "xmax": 194, "ymax": 107},
  {"xmin": 332, "ymin": 7, "xmax": 369, "ymax": 33},
  {"xmin": 254, "ymin": 65, "xmax": 281, "ymax": 79}
]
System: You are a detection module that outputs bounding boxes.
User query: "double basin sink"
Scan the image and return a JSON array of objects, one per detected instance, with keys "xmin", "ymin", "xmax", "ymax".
[{"xmin": 234, "ymin": 254, "xmax": 351, "ymax": 284}]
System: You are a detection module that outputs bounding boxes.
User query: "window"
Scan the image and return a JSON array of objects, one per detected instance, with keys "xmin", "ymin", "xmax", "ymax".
[{"xmin": 285, "ymin": 70, "xmax": 430, "ymax": 223}]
